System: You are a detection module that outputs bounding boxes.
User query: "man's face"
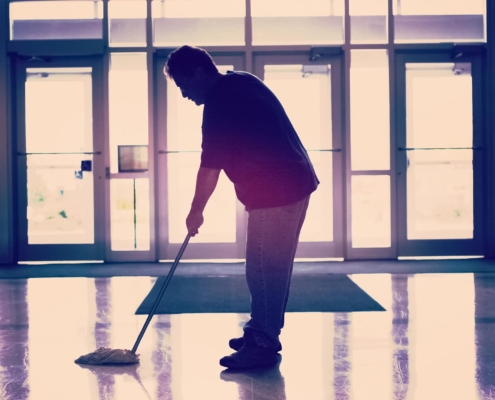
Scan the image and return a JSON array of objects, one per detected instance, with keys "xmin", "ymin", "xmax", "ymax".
[{"xmin": 174, "ymin": 68, "xmax": 205, "ymax": 106}]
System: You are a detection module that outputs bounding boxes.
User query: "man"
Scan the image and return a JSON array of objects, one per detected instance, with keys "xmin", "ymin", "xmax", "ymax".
[{"xmin": 164, "ymin": 45, "xmax": 319, "ymax": 369}]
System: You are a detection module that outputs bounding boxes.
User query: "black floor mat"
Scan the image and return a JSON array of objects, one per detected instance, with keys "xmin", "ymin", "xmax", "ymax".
[{"xmin": 136, "ymin": 274, "xmax": 385, "ymax": 314}]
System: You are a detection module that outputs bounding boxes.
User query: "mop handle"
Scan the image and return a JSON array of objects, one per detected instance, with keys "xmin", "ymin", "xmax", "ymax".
[{"xmin": 131, "ymin": 233, "xmax": 192, "ymax": 354}]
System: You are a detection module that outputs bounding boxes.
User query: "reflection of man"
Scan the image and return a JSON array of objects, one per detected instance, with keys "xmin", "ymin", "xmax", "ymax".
[
  {"xmin": 164, "ymin": 45, "xmax": 319, "ymax": 369},
  {"xmin": 220, "ymin": 363, "xmax": 287, "ymax": 399}
]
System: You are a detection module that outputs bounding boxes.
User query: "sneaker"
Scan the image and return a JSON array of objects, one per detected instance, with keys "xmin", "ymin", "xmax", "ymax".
[
  {"xmin": 219, "ymin": 345, "xmax": 279, "ymax": 370},
  {"xmin": 229, "ymin": 336, "xmax": 282, "ymax": 352}
]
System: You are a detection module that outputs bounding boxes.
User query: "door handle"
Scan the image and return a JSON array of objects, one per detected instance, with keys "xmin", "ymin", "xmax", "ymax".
[
  {"xmin": 307, "ymin": 149, "xmax": 342, "ymax": 152},
  {"xmin": 17, "ymin": 151, "xmax": 102, "ymax": 155}
]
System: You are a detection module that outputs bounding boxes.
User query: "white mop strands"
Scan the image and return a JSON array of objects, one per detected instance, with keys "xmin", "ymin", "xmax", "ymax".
[{"xmin": 75, "ymin": 347, "xmax": 139, "ymax": 365}]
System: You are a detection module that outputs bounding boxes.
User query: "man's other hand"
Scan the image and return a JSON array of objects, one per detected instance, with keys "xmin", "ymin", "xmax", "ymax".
[{"xmin": 186, "ymin": 209, "xmax": 204, "ymax": 237}]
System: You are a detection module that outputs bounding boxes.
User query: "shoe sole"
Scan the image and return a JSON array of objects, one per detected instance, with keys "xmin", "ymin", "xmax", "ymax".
[
  {"xmin": 229, "ymin": 339, "xmax": 282, "ymax": 353},
  {"xmin": 220, "ymin": 356, "xmax": 279, "ymax": 370}
]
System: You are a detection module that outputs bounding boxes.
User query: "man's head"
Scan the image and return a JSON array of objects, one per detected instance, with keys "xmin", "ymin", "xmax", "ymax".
[{"xmin": 164, "ymin": 45, "xmax": 220, "ymax": 106}]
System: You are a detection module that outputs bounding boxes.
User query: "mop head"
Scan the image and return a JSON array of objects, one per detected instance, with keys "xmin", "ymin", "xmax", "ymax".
[{"xmin": 74, "ymin": 347, "xmax": 140, "ymax": 365}]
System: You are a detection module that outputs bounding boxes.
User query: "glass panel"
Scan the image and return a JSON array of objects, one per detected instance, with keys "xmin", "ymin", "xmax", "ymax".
[
  {"xmin": 396, "ymin": 0, "xmax": 484, "ymax": 15},
  {"xmin": 351, "ymin": 175, "xmax": 391, "ymax": 248},
  {"xmin": 407, "ymin": 149, "xmax": 474, "ymax": 240},
  {"xmin": 109, "ymin": 0, "xmax": 146, "ymax": 47},
  {"xmin": 152, "ymin": 0, "xmax": 244, "ymax": 46},
  {"xmin": 406, "ymin": 63, "xmax": 474, "ymax": 240},
  {"xmin": 252, "ymin": 0, "xmax": 344, "ymax": 45},
  {"xmin": 166, "ymin": 79, "xmax": 203, "ymax": 153},
  {"xmin": 350, "ymin": 0, "xmax": 388, "ymax": 43},
  {"xmin": 166, "ymin": 64, "xmax": 232, "ymax": 152},
  {"xmin": 110, "ymin": 179, "xmax": 150, "ymax": 251},
  {"xmin": 393, "ymin": 0, "xmax": 485, "ymax": 43},
  {"xmin": 406, "ymin": 63, "xmax": 473, "ymax": 149},
  {"xmin": 109, "ymin": 53, "xmax": 148, "ymax": 173},
  {"xmin": 350, "ymin": 50, "xmax": 390, "ymax": 171},
  {"xmin": 25, "ymin": 69, "xmax": 94, "ymax": 244},
  {"xmin": 10, "ymin": 1, "xmax": 103, "ymax": 40},
  {"xmin": 168, "ymin": 154, "xmax": 236, "ymax": 244},
  {"xmin": 167, "ymin": 65, "xmax": 236, "ymax": 244},
  {"xmin": 264, "ymin": 65, "xmax": 333, "ymax": 242},
  {"xmin": 252, "ymin": 0, "xmax": 344, "ymax": 16},
  {"xmin": 303, "ymin": 152, "xmax": 333, "ymax": 242}
]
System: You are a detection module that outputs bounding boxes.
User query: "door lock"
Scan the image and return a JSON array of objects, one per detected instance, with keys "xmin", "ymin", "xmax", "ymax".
[{"xmin": 81, "ymin": 160, "xmax": 92, "ymax": 171}]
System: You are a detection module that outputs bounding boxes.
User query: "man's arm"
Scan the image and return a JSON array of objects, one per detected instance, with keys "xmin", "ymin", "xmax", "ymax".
[{"xmin": 186, "ymin": 166, "xmax": 221, "ymax": 236}]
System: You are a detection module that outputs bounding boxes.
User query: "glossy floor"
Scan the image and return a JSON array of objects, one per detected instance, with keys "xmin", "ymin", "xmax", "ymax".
[{"xmin": 1, "ymin": 272, "xmax": 494, "ymax": 400}]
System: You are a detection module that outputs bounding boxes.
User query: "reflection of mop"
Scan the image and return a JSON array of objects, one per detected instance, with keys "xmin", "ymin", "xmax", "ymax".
[
  {"xmin": 75, "ymin": 234, "xmax": 191, "ymax": 365},
  {"xmin": 78, "ymin": 363, "xmax": 153, "ymax": 400}
]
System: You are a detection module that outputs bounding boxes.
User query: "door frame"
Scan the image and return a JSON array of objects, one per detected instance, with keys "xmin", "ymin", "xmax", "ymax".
[
  {"xmin": 15, "ymin": 55, "xmax": 106, "ymax": 261},
  {"xmin": 155, "ymin": 51, "xmax": 247, "ymax": 260},
  {"xmin": 395, "ymin": 50, "xmax": 485, "ymax": 257},
  {"xmin": 252, "ymin": 51, "xmax": 345, "ymax": 259}
]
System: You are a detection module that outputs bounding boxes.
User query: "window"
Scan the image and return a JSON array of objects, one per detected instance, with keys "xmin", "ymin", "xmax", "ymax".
[
  {"xmin": 350, "ymin": 50, "xmax": 390, "ymax": 171},
  {"xmin": 152, "ymin": 0, "xmax": 245, "ymax": 46},
  {"xmin": 109, "ymin": 0, "xmax": 147, "ymax": 47},
  {"xmin": 252, "ymin": 0, "xmax": 345, "ymax": 45},
  {"xmin": 394, "ymin": 0, "xmax": 486, "ymax": 43},
  {"xmin": 10, "ymin": 1, "xmax": 103, "ymax": 40},
  {"xmin": 350, "ymin": 0, "xmax": 388, "ymax": 43}
]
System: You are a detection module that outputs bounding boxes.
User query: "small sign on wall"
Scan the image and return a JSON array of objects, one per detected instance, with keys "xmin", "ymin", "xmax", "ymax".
[{"xmin": 118, "ymin": 145, "xmax": 148, "ymax": 172}]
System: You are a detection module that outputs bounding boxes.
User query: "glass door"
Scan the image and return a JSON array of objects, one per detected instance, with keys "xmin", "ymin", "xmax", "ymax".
[
  {"xmin": 16, "ymin": 57, "xmax": 105, "ymax": 261},
  {"xmin": 253, "ymin": 53, "xmax": 345, "ymax": 259},
  {"xmin": 155, "ymin": 53, "xmax": 246, "ymax": 260},
  {"xmin": 395, "ymin": 52, "xmax": 484, "ymax": 257}
]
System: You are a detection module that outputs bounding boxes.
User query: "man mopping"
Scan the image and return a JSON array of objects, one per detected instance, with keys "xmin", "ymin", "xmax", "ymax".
[{"xmin": 165, "ymin": 45, "xmax": 319, "ymax": 370}]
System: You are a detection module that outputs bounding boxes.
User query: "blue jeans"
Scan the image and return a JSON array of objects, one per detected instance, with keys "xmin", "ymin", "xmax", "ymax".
[{"xmin": 243, "ymin": 195, "xmax": 311, "ymax": 350}]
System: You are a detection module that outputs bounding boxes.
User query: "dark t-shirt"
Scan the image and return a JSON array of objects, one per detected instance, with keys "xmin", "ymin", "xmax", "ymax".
[{"xmin": 201, "ymin": 71, "xmax": 319, "ymax": 211}]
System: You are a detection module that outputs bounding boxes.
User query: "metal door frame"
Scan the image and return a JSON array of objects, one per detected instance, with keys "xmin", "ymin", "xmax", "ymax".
[
  {"xmin": 15, "ymin": 55, "xmax": 106, "ymax": 261},
  {"xmin": 253, "ymin": 51, "xmax": 345, "ymax": 259},
  {"xmin": 155, "ymin": 51, "xmax": 247, "ymax": 260},
  {"xmin": 395, "ymin": 50, "xmax": 485, "ymax": 257}
]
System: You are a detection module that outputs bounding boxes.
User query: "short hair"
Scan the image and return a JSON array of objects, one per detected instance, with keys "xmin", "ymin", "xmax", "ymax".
[{"xmin": 164, "ymin": 45, "xmax": 218, "ymax": 80}]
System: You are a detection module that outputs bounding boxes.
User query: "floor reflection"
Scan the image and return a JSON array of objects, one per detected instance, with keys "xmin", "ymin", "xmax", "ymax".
[
  {"xmin": 333, "ymin": 313, "xmax": 351, "ymax": 399},
  {"xmin": 221, "ymin": 359, "xmax": 286, "ymax": 399},
  {"xmin": 391, "ymin": 275, "xmax": 410, "ymax": 400},
  {"xmin": 94, "ymin": 278, "xmax": 115, "ymax": 399},
  {"xmin": 79, "ymin": 363, "xmax": 153, "ymax": 399},
  {"xmin": 0, "ymin": 273, "xmax": 493, "ymax": 399},
  {"xmin": 0, "ymin": 280, "xmax": 29, "ymax": 400},
  {"xmin": 475, "ymin": 274, "xmax": 495, "ymax": 400},
  {"xmin": 153, "ymin": 315, "xmax": 172, "ymax": 399}
]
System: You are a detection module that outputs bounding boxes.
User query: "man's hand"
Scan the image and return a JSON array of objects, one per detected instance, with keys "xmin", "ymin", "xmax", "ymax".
[
  {"xmin": 185, "ymin": 167, "xmax": 221, "ymax": 237},
  {"xmin": 186, "ymin": 209, "xmax": 204, "ymax": 237}
]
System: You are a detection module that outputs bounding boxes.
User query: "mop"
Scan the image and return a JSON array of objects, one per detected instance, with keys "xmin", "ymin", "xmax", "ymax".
[{"xmin": 75, "ymin": 234, "xmax": 191, "ymax": 365}]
